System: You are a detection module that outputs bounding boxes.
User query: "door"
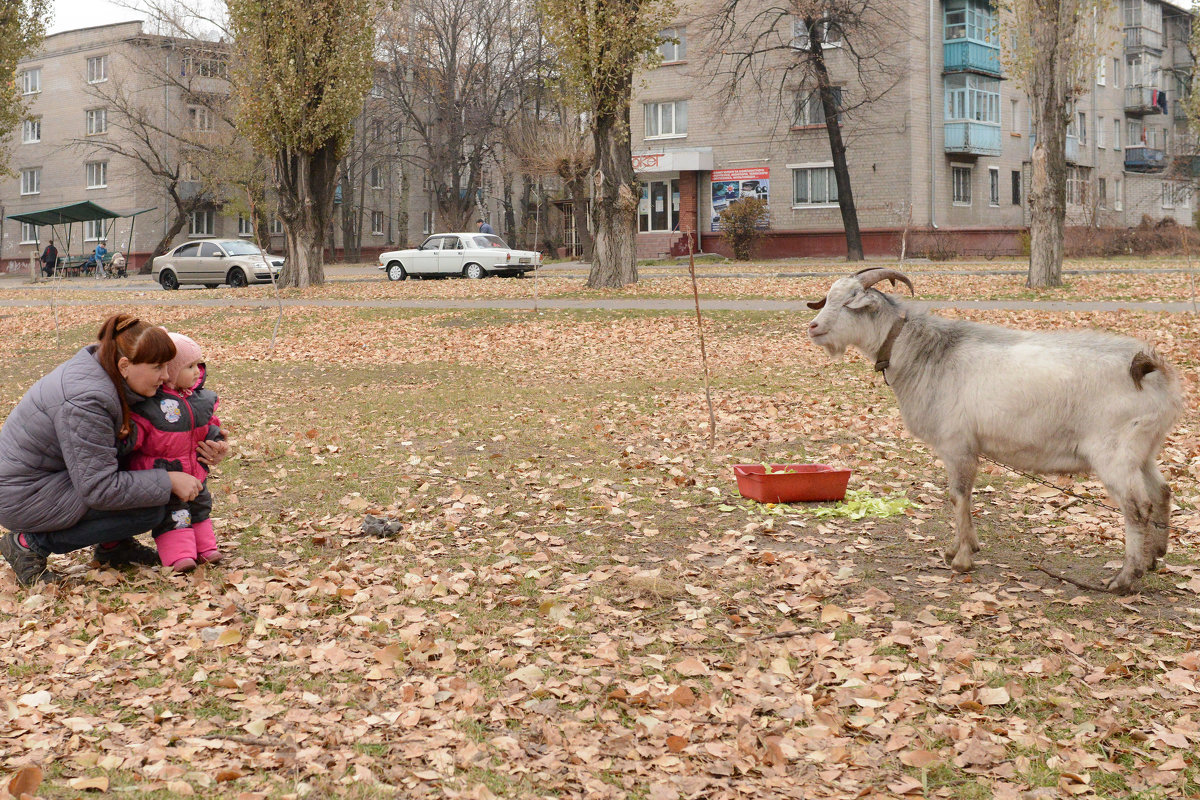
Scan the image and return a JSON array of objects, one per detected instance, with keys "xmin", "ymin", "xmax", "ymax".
[
  {"xmin": 437, "ymin": 236, "xmax": 465, "ymax": 274},
  {"xmin": 170, "ymin": 242, "xmax": 201, "ymax": 282},
  {"xmin": 197, "ymin": 241, "xmax": 224, "ymax": 282},
  {"xmin": 407, "ymin": 236, "xmax": 442, "ymax": 275}
]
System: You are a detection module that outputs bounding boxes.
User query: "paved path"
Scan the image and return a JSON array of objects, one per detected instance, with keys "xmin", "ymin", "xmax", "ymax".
[{"xmin": 0, "ymin": 296, "xmax": 1193, "ymax": 314}]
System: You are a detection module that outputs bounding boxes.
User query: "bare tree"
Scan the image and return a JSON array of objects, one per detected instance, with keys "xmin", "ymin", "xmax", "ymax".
[
  {"xmin": 1002, "ymin": 0, "xmax": 1111, "ymax": 288},
  {"xmin": 506, "ymin": 112, "xmax": 594, "ymax": 260},
  {"xmin": 708, "ymin": 0, "xmax": 903, "ymax": 262}
]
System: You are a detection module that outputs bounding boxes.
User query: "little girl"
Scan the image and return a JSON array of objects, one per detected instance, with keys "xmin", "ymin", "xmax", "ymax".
[{"xmin": 127, "ymin": 331, "xmax": 225, "ymax": 572}]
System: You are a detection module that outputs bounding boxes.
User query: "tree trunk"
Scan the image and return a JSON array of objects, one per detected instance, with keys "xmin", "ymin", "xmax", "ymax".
[
  {"xmin": 569, "ymin": 176, "xmax": 593, "ymax": 261},
  {"xmin": 1028, "ymin": 96, "xmax": 1067, "ymax": 288},
  {"xmin": 588, "ymin": 111, "xmax": 638, "ymax": 287},
  {"xmin": 810, "ymin": 32, "xmax": 863, "ymax": 262},
  {"xmin": 397, "ymin": 166, "xmax": 411, "ymax": 248},
  {"xmin": 275, "ymin": 140, "xmax": 339, "ymax": 288}
]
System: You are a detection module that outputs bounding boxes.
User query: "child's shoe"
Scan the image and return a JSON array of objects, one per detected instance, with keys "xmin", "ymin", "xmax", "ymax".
[
  {"xmin": 193, "ymin": 518, "xmax": 222, "ymax": 564},
  {"xmin": 156, "ymin": 528, "xmax": 197, "ymax": 573}
]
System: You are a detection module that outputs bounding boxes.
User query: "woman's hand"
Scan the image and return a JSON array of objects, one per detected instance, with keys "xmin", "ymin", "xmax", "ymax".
[
  {"xmin": 197, "ymin": 439, "xmax": 231, "ymax": 467},
  {"xmin": 168, "ymin": 471, "xmax": 204, "ymax": 502}
]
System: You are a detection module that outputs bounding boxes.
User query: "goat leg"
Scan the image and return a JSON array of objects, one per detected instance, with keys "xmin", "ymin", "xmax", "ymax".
[
  {"xmin": 1142, "ymin": 464, "xmax": 1171, "ymax": 571},
  {"xmin": 942, "ymin": 454, "xmax": 979, "ymax": 572}
]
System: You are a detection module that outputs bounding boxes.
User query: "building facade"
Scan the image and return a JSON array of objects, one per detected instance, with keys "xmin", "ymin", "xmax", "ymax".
[{"xmin": 632, "ymin": 0, "xmax": 1196, "ymax": 259}]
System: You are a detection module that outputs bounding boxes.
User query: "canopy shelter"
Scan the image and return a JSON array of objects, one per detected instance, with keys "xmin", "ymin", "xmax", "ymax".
[{"xmin": 7, "ymin": 201, "xmax": 155, "ymax": 271}]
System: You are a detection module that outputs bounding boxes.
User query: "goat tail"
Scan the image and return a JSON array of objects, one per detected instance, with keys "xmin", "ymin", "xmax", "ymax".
[{"xmin": 1129, "ymin": 348, "xmax": 1168, "ymax": 391}]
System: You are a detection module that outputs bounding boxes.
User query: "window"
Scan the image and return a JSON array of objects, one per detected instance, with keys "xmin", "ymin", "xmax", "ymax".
[
  {"xmin": 1077, "ymin": 112, "xmax": 1086, "ymax": 145},
  {"xmin": 372, "ymin": 119, "xmax": 384, "ymax": 140},
  {"xmin": 370, "ymin": 82, "xmax": 384, "ymax": 98},
  {"xmin": 1009, "ymin": 99, "xmax": 1020, "ymax": 133},
  {"xmin": 952, "ymin": 165, "xmax": 972, "ymax": 205},
  {"xmin": 1146, "ymin": 126, "xmax": 1157, "ymax": 149},
  {"xmin": 1066, "ymin": 166, "xmax": 1088, "ymax": 206},
  {"xmin": 1112, "ymin": 56, "xmax": 1121, "ymax": 88},
  {"xmin": 638, "ymin": 178, "xmax": 680, "ymax": 231},
  {"xmin": 1114, "ymin": 119, "xmax": 1122, "ymax": 150},
  {"xmin": 944, "ymin": 74, "xmax": 1000, "ymax": 123},
  {"xmin": 238, "ymin": 216, "xmax": 253, "ymax": 236},
  {"xmin": 1096, "ymin": 57, "xmax": 1106, "ymax": 86},
  {"xmin": 22, "ymin": 118, "xmax": 40, "ymax": 144},
  {"xmin": 422, "ymin": 211, "xmax": 432, "ymax": 234},
  {"xmin": 370, "ymin": 166, "xmax": 383, "ymax": 189},
  {"xmin": 198, "ymin": 241, "xmax": 221, "ymax": 258},
  {"xmin": 1099, "ymin": 177, "xmax": 1107, "ymax": 208},
  {"xmin": 644, "ymin": 101, "xmax": 687, "ymax": 138},
  {"xmin": 87, "ymin": 55, "xmax": 108, "ymax": 84},
  {"xmin": 422, "ymin": 170, "xmax": 432, "ymax": 191},
  {"xmin": 182, "ymin": 52, "xmax": 228, "ymax": 78},
  {"xmin": 659, "ymin": 27, "xmax": 686, "ymax": 62},
  {"xmin": 1011, "ymin": 170, "xmax": 1022, "ymax": 205},
  {"xmin": 85, "ymin": 161, "xmax": 107, "ymax": 189},
  {"xmin": 270, "ymin": 217, "xmax": 283, "ymax": 235},
  {"xmin": 20, "ymin": 223, "xmax": 38, "ymax": 244},
  {"xmin": 190, "ymin": 209, "xmax": 214, "ymax": 236},
  {"xmin": 181, "ymin": 161, "xmax": 201, "ymax": 182},
  {"xmin": 792, "ymin": 165, "xmax": 838, "ymax": 205},
  {"xmin": 20, "ymin": 68, "xmax": 40, "ymax": 95},
  {"xmin": 84, "ymin": 219, "xmax": 107, "ymax": 242},
  {"xmin": 796, "ymin": 87, "xmax": 844, "ymax": 126},
  {"xmin": 1128, "ymin": 121, "xmax": 1141, "ymax": 148},
  {"xmin": 1115, "ymin": 178, "xmax": 1123, "ymax": 210},
  {"xmin": 988, "ymin": 167, "xmax": 999, "ymax": 206},
  {"xmin": 1097, "ymin": 117, "xmax": 1105, "ymax": 148},
  {"xmin": 793, "ymin": 17, "xmax": 841, "ymax": 49},
  {"xmin": 20, "ymin": 167, "xmax": 40, "ymax": 196},
  {"xmin": 86, "ymin": 108, "xmax": 107, "ymax": 135},
  {"xmin": 1162, "ymin": 181, "xmax": 1175, "ymax": 209},
  {"xmin": 371, "ymin": 211, "xmax": 384, "ymax": 235},
  {"xmin": 944, "ymin": 0, "xmax": 997, "ymax": 43},
  {"xmin": 189, "ymin": 106, "xmax": 214, "ymax": 132}
]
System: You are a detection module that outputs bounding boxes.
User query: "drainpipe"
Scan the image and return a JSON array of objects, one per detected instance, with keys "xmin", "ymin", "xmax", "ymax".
[{"xmin": 929, "ymin": 0, "xmax": 939, "ymax": 228}]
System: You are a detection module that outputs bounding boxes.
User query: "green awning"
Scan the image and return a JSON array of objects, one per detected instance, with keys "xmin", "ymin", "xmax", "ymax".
[{"xmin": 5, "ymin": 201, "xmax": 154, "ymax": 226}]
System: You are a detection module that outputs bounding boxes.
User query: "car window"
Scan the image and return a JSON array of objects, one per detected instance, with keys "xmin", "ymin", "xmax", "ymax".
[
  {"xmin": 442, "ymin": 237, "xmax": 462, "ymax": 250},
  {"xmin": 198, "ymin": 242, "xmax": 221, "ymax": 258},
  {"xmin": 473, "ymin": 235, "xmax": 508, "ymax": 249},
  {"xmin": 223, "ymin": 241, "xmax": 263, "ymax": 256},
  {"xmin": 174, "ymin": 243, "xmax": 201, "ymax": 258},
  {"xmin": 420, "ymin": 237, "xmax": 442, "ymax": 250}
]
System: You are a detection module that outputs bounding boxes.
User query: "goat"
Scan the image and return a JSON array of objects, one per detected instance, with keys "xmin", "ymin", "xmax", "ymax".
[{"xmin": 807, "ymin": 268, "xmax": 1182, "ymax": 593}]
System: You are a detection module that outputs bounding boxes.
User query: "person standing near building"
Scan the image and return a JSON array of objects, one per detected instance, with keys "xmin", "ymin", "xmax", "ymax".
[
  {"xmin": 40, "ymin": 241, "xmax": 58, "ymax": 277},
  {"xmin": 477, "ymin": 219, "xmax": 495, "ymax": 235}
]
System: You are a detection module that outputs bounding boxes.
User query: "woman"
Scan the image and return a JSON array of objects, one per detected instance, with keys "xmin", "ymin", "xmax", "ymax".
[{"xmin": 0, "ymin": 315, "xmax": 229, "ymax": 586}]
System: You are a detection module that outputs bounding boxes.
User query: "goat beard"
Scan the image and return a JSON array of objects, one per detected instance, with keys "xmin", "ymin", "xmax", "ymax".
[{"xmin": 808, "ymin": 334, "xmax": 848, "ymax": 359}]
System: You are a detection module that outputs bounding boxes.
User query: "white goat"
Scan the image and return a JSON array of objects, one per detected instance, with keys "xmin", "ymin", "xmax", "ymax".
[{"xmin": 808, "ymin": 268, "xmax": 1182, "ymax": 593}]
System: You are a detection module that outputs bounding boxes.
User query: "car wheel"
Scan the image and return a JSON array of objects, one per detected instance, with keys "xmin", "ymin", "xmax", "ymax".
[
  {"xmin": 464, "ymin": 262, "xmax": 486, "ymax": 280},
  {"xmin": 159, "ymin": 270, "xmax": 179, "ymax": 291},
  {"xmin": 227, "ymin": 268, "xmax": 248, "ymax": 288},
  {"xmin": 387, "ymin": 262, "xmax": 407, "ymax": 281}
]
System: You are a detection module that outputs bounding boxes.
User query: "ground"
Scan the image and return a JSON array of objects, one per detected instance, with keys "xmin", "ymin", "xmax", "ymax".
[{"xmin": 0, "ymin": 258, "xmax": 1198, "ymax": 799}]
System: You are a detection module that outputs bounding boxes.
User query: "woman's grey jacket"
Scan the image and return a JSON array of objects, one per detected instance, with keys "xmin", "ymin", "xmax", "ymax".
[{"xmin": 0, "ymin": 345, "xmax": 172, "ymax": 533}]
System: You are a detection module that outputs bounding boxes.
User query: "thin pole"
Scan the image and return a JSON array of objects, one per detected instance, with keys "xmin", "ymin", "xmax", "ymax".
[{"xmin": 687, "ymin": 231, "xmax": 716, "ymax": 448}]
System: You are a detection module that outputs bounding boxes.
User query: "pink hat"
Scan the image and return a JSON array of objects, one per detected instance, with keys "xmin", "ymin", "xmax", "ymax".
[{"xmin": 166, "ymin": 331, "xmax": 203, "ymax": 385}]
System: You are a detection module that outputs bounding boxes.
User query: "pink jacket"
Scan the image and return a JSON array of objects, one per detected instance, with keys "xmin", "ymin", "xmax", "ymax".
[{"xmin": 126, "ymin": 367, "xmax": 222, "ymax": 481}]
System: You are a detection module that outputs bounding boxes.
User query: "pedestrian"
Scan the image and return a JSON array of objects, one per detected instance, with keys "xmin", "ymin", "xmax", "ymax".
[
  {"xmin": 40, "ymin": 240, "xmax": 57, "ymax": 277},
  {"xmin": 0, "ymin": 315, "xmax": 227, "ymax": 586},
  {"xmin": 126, "ymin": 331, "xmax": 226, "ymax": 572},
  {"xmin": 86, "ymin": 243, "xmax": 109, "ymax": 277},
  {"xmin": 477, "ymin": 218, "xmax": 495, "ymax": 235}
]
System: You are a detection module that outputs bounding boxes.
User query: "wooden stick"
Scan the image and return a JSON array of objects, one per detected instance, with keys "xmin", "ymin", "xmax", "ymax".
[
  {"xmin": 1032, "ymin": 563, "xmax": 1113, "ymax": 593},
  {"xmin": 687, "ymin": 231, "xmax": 716, "ymax": 448}
]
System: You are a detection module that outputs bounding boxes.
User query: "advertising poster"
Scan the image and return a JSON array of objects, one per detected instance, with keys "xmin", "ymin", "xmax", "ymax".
[{"xmin": 710, "ymin": 167, "xmax": 770, "ymax": 232}]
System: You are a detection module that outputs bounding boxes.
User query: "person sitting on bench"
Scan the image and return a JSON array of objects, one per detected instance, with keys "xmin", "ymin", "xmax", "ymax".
[{"xmin": 84, "ymin": 244, "xmax": 108, "ymax": 277}]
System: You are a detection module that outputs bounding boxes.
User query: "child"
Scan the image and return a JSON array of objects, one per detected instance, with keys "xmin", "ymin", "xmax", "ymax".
[{"xmin": 127, "ymin": 331, "xmax": 225, "ymax": 571}]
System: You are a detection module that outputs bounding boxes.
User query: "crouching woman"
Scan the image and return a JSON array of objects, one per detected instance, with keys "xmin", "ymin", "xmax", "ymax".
[{"xmin": 0, "ymin": 315, "xmax": 224, "ymax": 586}]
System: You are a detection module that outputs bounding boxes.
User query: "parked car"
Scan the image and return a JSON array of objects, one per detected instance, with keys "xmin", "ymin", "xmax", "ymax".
[
  {"xmin": 377, "ymin": 233, "xmax": 541, "ymax": 281},
  {"xmin": 152, "ymin": 239, "xmax": 284, "ymax": 290}
]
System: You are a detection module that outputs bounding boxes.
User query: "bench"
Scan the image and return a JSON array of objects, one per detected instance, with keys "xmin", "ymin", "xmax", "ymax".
[{"xmin": 54, "ymin": 253, "xmax": 120, "ymax": 278}]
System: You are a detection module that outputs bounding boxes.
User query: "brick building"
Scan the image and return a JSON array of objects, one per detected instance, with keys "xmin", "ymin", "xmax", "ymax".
[{"xmin": 632, "ymin": 0, "xmax": 1197, "ymax": 259}]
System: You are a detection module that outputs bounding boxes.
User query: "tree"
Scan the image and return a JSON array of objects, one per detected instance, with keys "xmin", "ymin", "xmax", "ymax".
[
  {"xmin": 709, "ymin": 0, "xmax": 903, "ymax": 262},
  {"xmin": 378, "ymin": 0, "xmax": 541, "ymax": 235},
  {"xmin": 540, "ymin": 0, "xmax": 675, "ymax": 288},
  {"xmin": 227, "ymin": 0, "xmax": 375, "ymax": 287},
  {"xmin": 0, "ymin": 0, "xmax": 48, "ymax": 176},
  {"xmin": 507, "ymin": 112, "xmax": 595, "ymax": 260},
  {"xmin": 1002, "ymin": 0, "xmax": 1110, "ymax": 288}
]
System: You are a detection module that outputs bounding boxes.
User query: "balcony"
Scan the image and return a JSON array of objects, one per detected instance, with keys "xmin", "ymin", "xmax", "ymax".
[
  {"xmin": 944, "ymin": 121, "xmax": 1001, "ymax": 156},
  {"xmin": 943, "ymin": 40, "xmax": 1001, "ymax": 76},
  {"xmin": 1125, "ymin": 146, "xmax": 1166, "ymax": 172},
  {"xmin": 1066, "ymin": 134, "xmax": 1080, "ymax": 163},
  {"xmin": 1124, "ymin": 25, "xmax": 1163, "ymax": 52},
  {"xmin": 1125, "ymin": 85, "xmax": 1165, "ymax": 115}
]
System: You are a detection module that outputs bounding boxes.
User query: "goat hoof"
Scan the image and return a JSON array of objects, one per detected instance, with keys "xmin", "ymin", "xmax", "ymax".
[
  {"xmin": 950, "ymin": 552, "xmax": 974, "ymax": 573},
  {"xmin": 1106, "ymin": 568, "xmax": 1143, "ymax": 594},
  {"xmin": 942, "ymin": 547, "xmax": 958, "ymax": 565}
]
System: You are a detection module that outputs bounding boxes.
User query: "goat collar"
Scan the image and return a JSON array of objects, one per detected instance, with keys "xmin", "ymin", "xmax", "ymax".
[{"xmin": 874, "ymin": 315, "xmax": 907, "ymax": 383}]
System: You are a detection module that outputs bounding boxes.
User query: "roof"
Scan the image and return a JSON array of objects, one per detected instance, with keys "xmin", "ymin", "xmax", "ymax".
[{"xmin": 6, "ymin": 202, "xmax": 154, "ymax": 227}]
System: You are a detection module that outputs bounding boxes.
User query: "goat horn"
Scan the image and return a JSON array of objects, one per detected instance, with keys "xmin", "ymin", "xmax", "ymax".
[
  {"xmin": 807, "ymin": 297, "xmax": 826, "ymax": 310},
  {"xmin": 854, "ymin": 268, "xmax": 915, "ymax": 296}
]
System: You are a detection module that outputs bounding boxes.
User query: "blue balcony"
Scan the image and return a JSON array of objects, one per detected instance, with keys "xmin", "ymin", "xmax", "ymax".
[
  {"xmin": 1125, "ymin": 146, "xmax": 1166, "ymax": 172},
  {"xmin": 943, "ymin": 40, "xmax": 1001, "ymax": 76},
  {"xmin": 944, "ymin": 121, "xmax": 1002, "ymax": 156}
]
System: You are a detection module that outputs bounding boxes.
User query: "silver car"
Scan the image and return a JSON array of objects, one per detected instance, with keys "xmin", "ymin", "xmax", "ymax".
[
  {"xmin": 377, "ymin": 233, "xmax": 541, "ymax": 281},
  {"xmin": 153, "ymin": 239, "xmax": 284, "ymax": 290}
]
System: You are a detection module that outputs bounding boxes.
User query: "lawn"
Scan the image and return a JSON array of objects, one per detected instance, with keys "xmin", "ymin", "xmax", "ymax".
[{"xmin": 0, "ymin": 267, "xmax": 1198, "ymax": 799}]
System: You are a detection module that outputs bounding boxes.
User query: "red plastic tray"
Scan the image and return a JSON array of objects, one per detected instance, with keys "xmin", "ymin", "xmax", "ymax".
[{"xmin": 733, "ymin": 464, "xmax": 852, "ymax": 503}]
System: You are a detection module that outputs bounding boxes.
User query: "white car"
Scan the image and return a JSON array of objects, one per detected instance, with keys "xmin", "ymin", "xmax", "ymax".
[
  {"xmin": 377, "ymin": 233, "xmax": 541, "ymax": 281},
  {"xmin": 153, "ymin": 239, "xmax": 283, "ymax": 290}
]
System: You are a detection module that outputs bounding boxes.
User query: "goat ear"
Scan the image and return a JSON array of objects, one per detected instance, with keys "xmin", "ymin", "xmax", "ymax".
[{"xmin": 845, "ymin": 290, "xmax": 879, "ymax": 310}]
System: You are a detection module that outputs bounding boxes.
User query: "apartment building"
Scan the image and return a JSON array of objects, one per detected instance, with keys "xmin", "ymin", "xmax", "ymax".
[
  {"xmin": 632, "ymin": 0, "xmax": 1196, "ymax": 259},
  {"xmin": 1, "ymin": 21, "xmax": 438, "ymax": 272}
]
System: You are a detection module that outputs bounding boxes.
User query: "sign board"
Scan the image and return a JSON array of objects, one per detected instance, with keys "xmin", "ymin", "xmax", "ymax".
[{"xmin": 710, "ymin": 168, "xmax": 769, "ymax": 232}]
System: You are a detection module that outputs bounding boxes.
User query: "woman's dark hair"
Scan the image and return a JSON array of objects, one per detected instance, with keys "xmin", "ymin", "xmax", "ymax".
[{"xmin": 96, "ymin": 314, "xmax": 176, "ymax": 437}]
